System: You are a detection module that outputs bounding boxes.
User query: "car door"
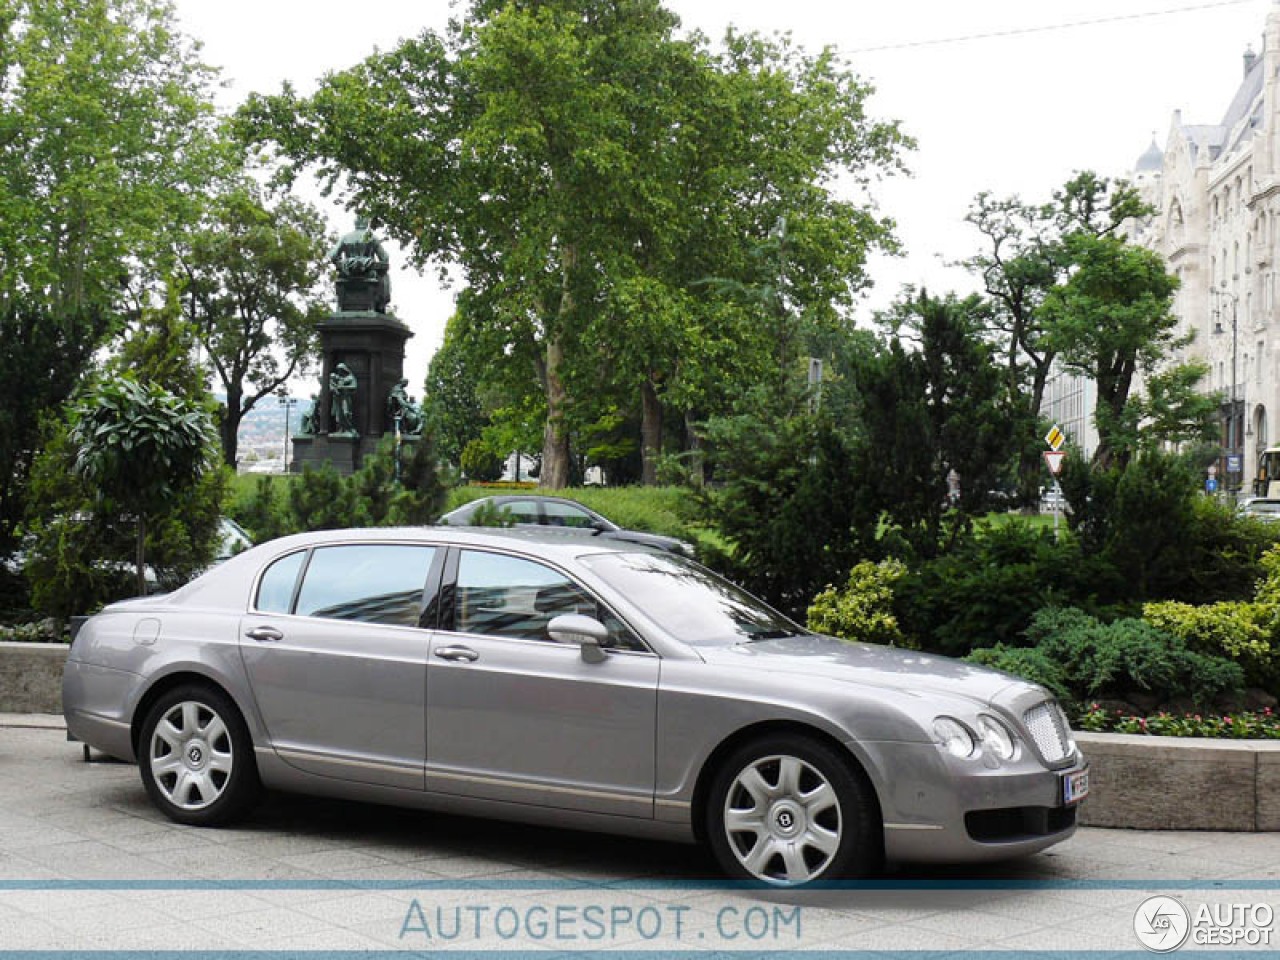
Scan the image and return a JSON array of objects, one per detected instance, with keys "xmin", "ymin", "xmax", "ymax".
[
  {"xmin": 239, "ymin": 542, "xmax": 442, "ymax": 790},
  {"xmin": 425, "ymin": 547, "xmax": 659, "ymax": 818}
]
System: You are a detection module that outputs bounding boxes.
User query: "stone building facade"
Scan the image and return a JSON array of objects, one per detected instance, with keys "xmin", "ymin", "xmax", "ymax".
[{"xmin": 1043, "ymin": 3, "xmax": 1280, "ymax": 488}]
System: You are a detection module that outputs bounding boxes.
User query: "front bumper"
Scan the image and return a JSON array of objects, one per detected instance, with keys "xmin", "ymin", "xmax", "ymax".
[{"xmin": 855, "ymin": 738, "xmax": 1088, "ymax": 864}]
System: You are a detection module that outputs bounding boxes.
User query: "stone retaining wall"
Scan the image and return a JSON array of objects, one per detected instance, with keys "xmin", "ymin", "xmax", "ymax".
[
  {"xmin": 0, "ymin": 641, "xmax": 67, "ymax": 714},
  {"xmin": 1077, "ymin": 731, "xmax": 1280, "ymax": 831}
]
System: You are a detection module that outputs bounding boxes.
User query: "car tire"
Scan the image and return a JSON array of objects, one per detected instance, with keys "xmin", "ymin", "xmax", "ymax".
[
  {"xmin": 705, "ymin": 734, "xmax": 880, "ymax": 886},
  {"xmin": 138, "ymin": 683, "xmax": 261, "ymax": 827}
]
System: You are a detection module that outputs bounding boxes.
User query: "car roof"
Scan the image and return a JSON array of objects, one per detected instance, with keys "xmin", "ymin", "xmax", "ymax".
[
  {"xmin": 243, "ymin": 524, "xmax": 644, "ymax": 558},
  {"xmin": 458, "ymin": 494, "xmax": 598, "ymax": 509}
]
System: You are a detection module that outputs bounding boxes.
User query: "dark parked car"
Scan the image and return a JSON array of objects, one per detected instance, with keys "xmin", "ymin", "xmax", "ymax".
[{"xmin": 439, "ymin": 495, "xmax": 695, "ymax": 557}]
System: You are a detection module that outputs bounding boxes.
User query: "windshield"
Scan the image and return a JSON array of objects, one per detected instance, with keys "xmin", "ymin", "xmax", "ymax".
[
  {"xmin": 580, "ymin": 551, "xmax": 805, "ymax": 647},
  {"xmin": 1246, "ymin": 500, "xmax": 1280, "ymax": 515}
]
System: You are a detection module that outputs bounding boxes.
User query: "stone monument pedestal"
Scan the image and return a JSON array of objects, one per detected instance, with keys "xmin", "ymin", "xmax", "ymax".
[
  {"xmin": 291, "ymin": 309, "xmax": 413, "ymax": 475},
  {"xmin": 291, "ymin": 432, "xmax": 421, "ymax": 477}
]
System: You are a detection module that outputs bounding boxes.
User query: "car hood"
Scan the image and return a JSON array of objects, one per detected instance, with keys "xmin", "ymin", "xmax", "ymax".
[{"xmin": 699, "ymin": 633, "xmax": 1036, "ymax": 707}]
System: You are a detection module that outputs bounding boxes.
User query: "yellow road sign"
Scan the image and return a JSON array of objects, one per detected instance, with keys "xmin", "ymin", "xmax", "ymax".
[{"xmin": 1045, "ymin": 425, "xmax": 1065, "ymax": 451}]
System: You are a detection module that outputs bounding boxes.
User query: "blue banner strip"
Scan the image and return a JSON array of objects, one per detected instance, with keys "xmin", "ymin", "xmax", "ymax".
[{"xmin": 0, "ymin": 877, "xmax": 1273, "ymax": 890}]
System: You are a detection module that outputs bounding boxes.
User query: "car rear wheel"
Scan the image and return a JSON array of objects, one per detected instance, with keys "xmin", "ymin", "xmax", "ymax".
[
  {"xmin": 138, "ymin": 684, "xmax": 261, "ymax": 826},
  {"xmin": 706, "ymin": 734, "xmax": 879, "ymax": 886}
]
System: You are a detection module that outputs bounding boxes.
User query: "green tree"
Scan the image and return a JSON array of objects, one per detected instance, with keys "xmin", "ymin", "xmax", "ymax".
[
  {"xmin": 421, "ymin": 316, "xmax": 491, "ymax": 467},
  {"xmin": 177, "ymin": 183, "xmax": 330, "ymax": 466},
  {"xmin": 0, "ymin": 0, "xmax": 221, "ymax": 554},
  {"xmin": 856, "ymin": 290, "xmax": 1014, "ymax": 558},
  {"xmin": 239, "ymin": 0, "xmax": 906, "ymax": 488},
  {"xmin": 963, "ymin": 171, "xmax": 1151, "ymax": 503},
  {"xmin": 66, "ymin": 374, "xmax": 215, "ymax": 595},
  {"xmin": 696, "ymin": 383, "xmax": 878, "ymax": 616},
  {"xmin": 1043, "ymin": 232, "xmax": 1183, "ymax": 471}
]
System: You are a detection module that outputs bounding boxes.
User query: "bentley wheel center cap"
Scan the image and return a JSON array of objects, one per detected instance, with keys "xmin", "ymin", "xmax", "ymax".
[
  {"xmin": 185, "ymin": 740, "xmax": 208, "ymax": 770},
  {"xmin": 771, "ymin": 802, "xmax": 803, "ymax": 838}
]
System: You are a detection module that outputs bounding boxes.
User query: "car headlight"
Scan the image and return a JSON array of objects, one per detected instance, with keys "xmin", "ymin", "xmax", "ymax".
[
  {"xmin": 978, "ymin": 715, "xmax": 1015, "ymax": 761},
  {"xmin": 933, "ymin": 716, "xmax": 975, "ymax": 758}
]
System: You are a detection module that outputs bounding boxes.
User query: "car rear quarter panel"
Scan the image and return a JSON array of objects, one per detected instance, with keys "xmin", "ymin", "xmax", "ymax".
[{"xmin": 65, "ymin": 605, "xmax": 261, "ymax": 760}]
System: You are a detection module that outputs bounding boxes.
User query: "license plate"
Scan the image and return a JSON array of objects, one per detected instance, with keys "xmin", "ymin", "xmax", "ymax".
[{"xmin": 1063, "ymin": 768, "xmax": 1089, "ymax": 805}]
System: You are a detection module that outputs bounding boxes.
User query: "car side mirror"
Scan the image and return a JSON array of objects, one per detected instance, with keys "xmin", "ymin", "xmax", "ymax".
[{"xmin": 548, "ymin": 614, "xmax": 609, "ymax": 663}]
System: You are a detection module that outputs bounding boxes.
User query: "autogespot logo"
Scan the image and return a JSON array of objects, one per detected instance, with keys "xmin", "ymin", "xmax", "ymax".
[{"xmin": 1134, "ymin": 896, "xmax": 1191, "ymax": 952}]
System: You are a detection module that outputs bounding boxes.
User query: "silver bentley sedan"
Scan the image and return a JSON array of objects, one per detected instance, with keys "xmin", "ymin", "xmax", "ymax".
[{"xmin": 63, "ymin": 527, "xmax": 1088, "ymax": 886}]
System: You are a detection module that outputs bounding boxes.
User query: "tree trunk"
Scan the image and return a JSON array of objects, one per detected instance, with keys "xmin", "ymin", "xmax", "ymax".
[
  {"xmin": 683, "ymin": 409, "xmax": 704, "ymax": 486},
  {"xmin": 640, "ymin": 379, "xmax": 663, "ymax": 486},
  {"xmin": 135, "ymin": 513, "xmax": 147, "ymax": 598},
  {"xmin": 1016, "ymin": 353, "xmax": 1055, "ymax": 511},
  {"xmin": 540, "ymin": 336, "xmax": 570, "ymax": 489},
  {"xmin": 220, "ymin": 388, "xmax": 241, "ymax": 468}
]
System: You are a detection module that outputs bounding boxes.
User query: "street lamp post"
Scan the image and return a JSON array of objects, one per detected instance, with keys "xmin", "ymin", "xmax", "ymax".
[
  {"xmin": 277, "ymin": 393, "xmax": 298, "ymax": 474},
  {"xmin": 1213, "ymin": 284, "xmax": 1242, "ymax": 494}
]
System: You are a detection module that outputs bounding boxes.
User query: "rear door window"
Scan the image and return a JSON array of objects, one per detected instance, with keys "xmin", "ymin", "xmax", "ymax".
[{"xmin": 294, "ymin": 545, "xmax": 437, "ymax": 627}]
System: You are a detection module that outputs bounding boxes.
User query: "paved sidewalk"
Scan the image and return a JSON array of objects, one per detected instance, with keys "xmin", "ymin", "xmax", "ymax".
[{"xmin": 3, "ymin": 718, "xmax": 1280, "ymax": 954}]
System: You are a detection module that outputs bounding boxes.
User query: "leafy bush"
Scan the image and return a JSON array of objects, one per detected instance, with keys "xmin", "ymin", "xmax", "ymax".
[
  {"xmin": 965, "ymin": 645, "xmax": 1071, "ymax": 701},
  {"xmin": 461, "ymin": 439, "xmax": 503, "ymax": 483},
  {"xmin": 232, "ymin": 476, "xmax": 290, "ymax": 542},
  {"xmin": 807, "ymin": 559, "xmax": 909, "ymax": 647},
  {"xmin": 967, "ymin": 607, "xmax": 1245, "ymax": 710},
  {"xmin": 24, "ymin": 419, "xmax": 226, "ymax": 619},
  {"xmin": 894, "ymin": 521, "xmax": 1125, "ymax": 656},
  {"xmin": 0, "ymin": 618, "xmax": 66, "ymax": 643},
  {"xmin": 287, "ymin": 463, "xmax": 358, "ymax": 532},
  {"xmin": 1142, "ymin": 600, "xmax": 1276, "ymax": 689},
  {"xmin": 695, "ymin": 403, "xmax": 877, "ymax": 616},
  {"xmin": 1059, "ymin": 449, "xmax": 1273, "ymax": 605}
]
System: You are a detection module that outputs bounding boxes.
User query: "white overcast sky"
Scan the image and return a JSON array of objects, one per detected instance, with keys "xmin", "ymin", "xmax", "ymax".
[{"xmin": 172, "ymin": 0, "xmax": 1272, "ymax": 395}]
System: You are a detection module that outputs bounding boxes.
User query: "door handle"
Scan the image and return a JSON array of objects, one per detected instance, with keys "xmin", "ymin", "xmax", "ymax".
[
  {"xmin": 434, "ymin": 644, "xmax": 479, "ymax": 663},
  {"xmin": 245, "ymin": 626, "xmax": 283, "ymax": 643}
]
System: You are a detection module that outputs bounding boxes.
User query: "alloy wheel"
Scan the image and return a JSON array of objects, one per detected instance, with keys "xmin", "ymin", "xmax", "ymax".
[
  {"xmin": 148, "ymin": 700, "xmax": 234, "ymax": 811},
  {"xmin": 723, "ymin": 754, "xmax": 842, "ymax": 884}
]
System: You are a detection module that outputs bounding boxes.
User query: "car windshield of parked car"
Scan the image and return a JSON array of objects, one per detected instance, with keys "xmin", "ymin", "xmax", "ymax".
[{"xmin": 580, "ymin": 551, "xmax": 805, "ymax": 646}]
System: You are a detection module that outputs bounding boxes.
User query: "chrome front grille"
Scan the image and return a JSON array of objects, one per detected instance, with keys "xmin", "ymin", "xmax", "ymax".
[{"xmin": 1022, "ymin": 701, "xmax": 1073, "ymax": 764}]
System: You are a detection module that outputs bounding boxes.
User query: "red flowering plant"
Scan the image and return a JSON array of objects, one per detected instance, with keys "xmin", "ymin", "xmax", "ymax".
[{"xmin": 1076, "ymin": 704, "xmax": 1280, "ymax": 738}]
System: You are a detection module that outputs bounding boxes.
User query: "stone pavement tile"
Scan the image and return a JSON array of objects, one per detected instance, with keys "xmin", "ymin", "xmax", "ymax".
[
  {"xmin": 0, "ymin": 822, "xmax": 90, "ymax": 850},
  {"xmin": 219, "ymin": 832, "xmax": 349, "ymax": 859},
  {"xmin": 906, "ymin": 905, "xmax": 1046, "ymax": 942},
  {"xmin": 251, "ymin": 926, "xmax": 391, "ymax": 950},
  {"xmin": 0, "ymin": 859, "xmax": 63, "ymax": 882},
  {"xmin": 275, "ymin": 847, "xmax": 393, "ymax": 875},
  {"xmin": 189, "ymin": 904, "xmax": 348, "ymax": 946},
  {"xmin": 43, "ymin": 900, "xmax": 186, "ymax": 947},
  {"xmin": 813, "ymin": 921, "xmax": 982, "ymax": 950},
  {"xmin": 0, "ymin": 909, "xmax": 67, "ymax": 950},
  {"xmin": 288, "ymin": 889, "xmax": 417, "ymax": 927},
  {"xmin": 401, "ymin": 854, "xmax": 528, "ymax": 880},
  {"xmin": 1, "ymin": 887, "xmax": 121, "ymax": 915},
  {"xmin": 969, "ymin": 890, "xmax": 1109, "ymax": 925},
  {"xmin": 993, "ymin": 919, "xmax": 1147, "ymax": 953},
  {"xmin": 147, "ymin": 888, "xmax": 277, "ymax": 917},
  {"xmin": 104, "ymin": 826, "xmax": 220, "ymax": 857}
]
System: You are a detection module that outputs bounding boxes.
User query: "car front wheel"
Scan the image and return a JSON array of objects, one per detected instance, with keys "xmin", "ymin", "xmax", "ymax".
[
  {"xmin": 706, "ymin": 734, "xmax": 879, "ymax": 886},
  {"xmin": 138, "ymin": 684, "xmax": 261, "ymax": 826}
]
